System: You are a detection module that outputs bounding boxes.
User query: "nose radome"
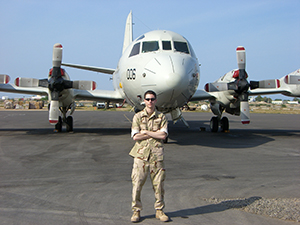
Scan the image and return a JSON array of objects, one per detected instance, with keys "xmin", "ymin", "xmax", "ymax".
[
  {"xmin": 164, "ymin": 72, "xmax": 185, "ymax": 89},
  {"xmin": 142, "ymin": 55, "xmax": 189, "ymax": 93}
]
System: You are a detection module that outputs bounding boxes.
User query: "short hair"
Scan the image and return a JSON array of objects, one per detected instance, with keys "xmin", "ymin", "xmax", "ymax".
[{"xmin": 144, "ymin": 90, "xmax": 157, "ymax": 99}]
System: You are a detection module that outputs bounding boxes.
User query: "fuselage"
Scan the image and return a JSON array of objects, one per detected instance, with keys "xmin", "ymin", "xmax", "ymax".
[{"xmin": 113, "ymin": 30, "xmax": 200, "ymax": 113}]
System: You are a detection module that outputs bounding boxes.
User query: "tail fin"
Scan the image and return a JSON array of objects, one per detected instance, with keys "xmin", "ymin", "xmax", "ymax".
[{"xmin": 122, "ymin": 11, "xmax": 133, "ymax": 54}]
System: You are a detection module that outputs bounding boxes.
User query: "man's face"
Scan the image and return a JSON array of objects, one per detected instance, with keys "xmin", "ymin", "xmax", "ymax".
[{"xmin": 144, "ymin": 93, "xmax": 157, "ymax": 110}]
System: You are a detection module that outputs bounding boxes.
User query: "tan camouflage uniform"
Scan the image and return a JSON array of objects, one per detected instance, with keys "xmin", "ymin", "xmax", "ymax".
[{"xmin": 130, "ymin": 108, "xmax": 168, "ymax": 212}]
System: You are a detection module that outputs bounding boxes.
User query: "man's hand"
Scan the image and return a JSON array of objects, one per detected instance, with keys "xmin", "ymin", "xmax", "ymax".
[
  {"xmin": 133, "ymin": 130, "xmax": 167, "ymax": 141},
  {"xmin": 140, "ymin": 130, "xmax": 167, "ymax": 140}
]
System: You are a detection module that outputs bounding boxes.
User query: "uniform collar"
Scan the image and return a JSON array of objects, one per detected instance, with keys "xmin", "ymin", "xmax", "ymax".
[{"xmin": 141, "ymin": 108, "xmax": 158, "ymax": 119}]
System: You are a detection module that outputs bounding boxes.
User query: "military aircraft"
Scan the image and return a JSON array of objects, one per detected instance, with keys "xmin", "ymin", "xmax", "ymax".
[{"xmin": 0, "ymin": 12, "xmax": 299, "ymax": 132}]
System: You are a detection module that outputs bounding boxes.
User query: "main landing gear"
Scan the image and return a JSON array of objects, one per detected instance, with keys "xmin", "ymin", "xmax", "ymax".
[
  {"xmin": 210, "ymin": 116, "xmax": 229, "ymax": 132},
  {"xmin": 54, "ymin": 107, "xmax": 73, "ymax": 132}
]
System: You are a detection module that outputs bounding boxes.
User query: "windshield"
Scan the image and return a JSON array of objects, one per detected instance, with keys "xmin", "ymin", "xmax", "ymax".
[
  {"xmin": 142, "ymin": 41, "xmax": 159, "ymax": 53},
  {"xmin": 129, "ymin": 42, "xmax": 140, "ymax": 57},
  {"xmin": 174, "ymin": 41, "xmax": 189, "ymax": 54}
]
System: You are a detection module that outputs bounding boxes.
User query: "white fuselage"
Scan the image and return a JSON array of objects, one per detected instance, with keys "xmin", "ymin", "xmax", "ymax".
[{"xmin": 112, "ymin": 30, "xmax": 200, "ymax": 113}]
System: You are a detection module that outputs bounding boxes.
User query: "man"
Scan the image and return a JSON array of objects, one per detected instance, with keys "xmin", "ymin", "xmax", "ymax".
[{"xmin": 130, "ymin": 90, "xmax": 169, "ymax": 223}]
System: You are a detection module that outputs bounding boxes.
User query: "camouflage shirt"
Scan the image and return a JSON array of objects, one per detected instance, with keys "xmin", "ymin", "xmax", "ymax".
[{"xmin": 129, "ymin": 108, "xmax": 168, "ymax": 161}]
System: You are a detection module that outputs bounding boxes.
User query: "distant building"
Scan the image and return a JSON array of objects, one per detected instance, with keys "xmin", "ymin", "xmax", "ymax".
[
  {"xmin": 287, "ymin": 101, "xmax": 299, "ymax": 105},
  {"xmin": 249, "ymin": 96, "xmax": 256, "ymax": 102},
  {"xmin": 31, "ymin": 95, "xmax": 42, "ymax": 100},
  {"xmin": 272, "ymin": 100, "xmax": 283, "ymax": 105}
]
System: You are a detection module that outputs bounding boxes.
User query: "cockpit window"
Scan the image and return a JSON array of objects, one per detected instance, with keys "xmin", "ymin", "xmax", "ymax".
[
  {"xmin": 136, "ymin": 35, "xmax": 145, "ymax": 41},
  {"xmin": 174, "ymin": 41, "xmax": 189, "ymax": 54},
  {"xmin": 162, "ymin": 41, "xmax": 172, "ymax": 50},
  {"xmin": 129, "ymin": 42, "xmax": 140, "ymax": 57},
  {"xmin": 142, "ymin": 41, "xmax": 159, "ymax": 53}
]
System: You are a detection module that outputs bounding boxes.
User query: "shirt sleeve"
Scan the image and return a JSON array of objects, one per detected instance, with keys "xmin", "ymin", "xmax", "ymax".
[
  {"xmin": 159, "ymin": 114, "xmax": 168, "ymax": 135},
  {"xmin": 131, "ymin": 113, "xmax": 140, "ymax": 138}
]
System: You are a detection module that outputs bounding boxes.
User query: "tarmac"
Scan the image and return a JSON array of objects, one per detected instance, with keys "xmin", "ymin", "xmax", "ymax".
[{"xmin": 0, "ymin": 110, "xmax": 299, "ymax": 225}]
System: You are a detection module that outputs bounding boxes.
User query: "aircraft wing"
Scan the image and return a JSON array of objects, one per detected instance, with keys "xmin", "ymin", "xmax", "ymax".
[
  {"xmin": 62, "ymin": 63, "xmax": 115, "ymax": 75},
  {"xmin": 190, "ymin": 89, "xmax": 216, "ymax": 101},
  {"xmin": 249, "ymin": 69, "xmax": 300, "ymax": 97},
  {"xmin": 248, "ymin": 88, "xmax": 285, "ymax": 96},
  {"xmin": 249, "ymin": 87, "xmax": 300, "ymax": 97},
  {"xmin": 0, "ymin": 84, "xmax": 48, "ymax": 96},
  {"xmin": 73, "ymin": 89, "xmax": 124, "ymax": 102}
]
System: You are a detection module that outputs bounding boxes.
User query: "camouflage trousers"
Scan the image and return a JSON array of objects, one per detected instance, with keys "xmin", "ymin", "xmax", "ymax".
[{"xmin": 131, "ymin": 155, "xmax": 166, "ymax": 211}]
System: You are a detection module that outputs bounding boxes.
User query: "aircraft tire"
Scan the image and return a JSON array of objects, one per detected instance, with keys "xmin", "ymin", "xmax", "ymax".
[
  {"xmin": 66, "ymin": 116, "xmax": 73, "ymax": 132},
  {"xmin": 220, "ymin": 117, "xmax": 229, "ymax": 132},
  {"xmin": 55, "ymin": 116, "xmax": 62, "ymax": 132},
  {"xmin": 210, "ymin": 117, "xmax": 219, "ymax": 132}
]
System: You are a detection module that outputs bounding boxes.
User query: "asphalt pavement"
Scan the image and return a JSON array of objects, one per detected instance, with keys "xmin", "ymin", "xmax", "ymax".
[{"xmin": 0, "ymin": 110, "xmax": 299, "ymax": 225}]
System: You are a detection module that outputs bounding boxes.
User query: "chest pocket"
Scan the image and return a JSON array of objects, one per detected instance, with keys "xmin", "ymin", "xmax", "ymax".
[
  {"xmin": 140, "ymin": 117, "xmax": 148, "ymax": 130},
  {"xmin": 152, "ymin": 117, "xmax": 162, "ymax": 132}
]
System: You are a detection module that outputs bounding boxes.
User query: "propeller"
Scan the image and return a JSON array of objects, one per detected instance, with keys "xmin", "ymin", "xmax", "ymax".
[
  {"xmin": 235, "ymin": 47, "xmax": 250, "ymax": 124},
  {"xmin": 14, "ymin": 43, "xmax": 96, "ymax": 125},
  {"xmin": 48, "ymin": 43, "xmax": 64, "ymax": 124},
  {"xmin": 206, "ymin": 47, "xmax": 251, "ymax": 124},
  {"xmin": 204, "ymin": 46, "xmax": 283, "ymax": 124}
]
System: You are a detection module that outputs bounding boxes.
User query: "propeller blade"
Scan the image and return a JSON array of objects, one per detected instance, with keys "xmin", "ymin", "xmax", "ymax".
[
  {"xmin": 15, "ymin": 77, "xmax": 40, "ymax": 87},
  {"xmin": 0, "ymin": 74, "xmax": 10, "ymax": 84},
  {"xmin": 39, "ymin": 79, "xmax": 49, "ymax": 88},
  {"xmin": 285, "ymin": 75, "xmax": 300, "ymax": 84},
  {"xmin": 14, "ymin": 77, "xmax": 49, "ymax": 88},
  {"xmin": 240, "ymin": 101, "xmax": 250, "ymax": 124},
  {"xmin": 250, "ymin": 79, "xmax": 280, "ymax": 89},
  {"xmin": 236, "ymin": 46, "xmax": 246, "ymax": 71},
  {"xmin": 205, "ymin": 82, "xmax": 239, "ymax": 92},
  {"xmin": 53, "ymin": 43, "xmax": 63, "ymax": 67},
  {"xmin": 72, "ymin": 81, "xmax": 97, "ymax": 90},
  {"xmin": 49, "ymin": 100, "xmax": 60, "ymax": 125},
  {"xmin": 204, "ymin": 82, "xmax": 227, "ymax": 92},
  {"xmin": 51, "ymin": 91, "xmax": 59, "ymax": 101},
  {"xmin": 240, "ymin": 93, "xmax": 250, "ymax": 124},
  {"xmin": 62, "ymin": 80, "xmax": 73, "ymax": 89}
]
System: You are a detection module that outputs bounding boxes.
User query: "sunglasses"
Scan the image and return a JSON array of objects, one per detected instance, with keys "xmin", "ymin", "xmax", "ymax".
[{"xmin": 144, "ymin": 98, "xmax": 156, "ymax": 101}]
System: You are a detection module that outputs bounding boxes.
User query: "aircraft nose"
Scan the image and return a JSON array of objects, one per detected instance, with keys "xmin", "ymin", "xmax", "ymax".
[
  {"xmin": 165, "ymin": 72, "xmax": 183, "ymax": 89},
  {"xmin": 142, "ymin": 54, "xmax": 192, "ymax": 94}
]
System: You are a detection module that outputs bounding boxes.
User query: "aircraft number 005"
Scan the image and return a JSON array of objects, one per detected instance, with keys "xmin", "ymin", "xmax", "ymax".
[{"xmin": 127, "ymin": 68, "xmax": 136, "ymax": 80}]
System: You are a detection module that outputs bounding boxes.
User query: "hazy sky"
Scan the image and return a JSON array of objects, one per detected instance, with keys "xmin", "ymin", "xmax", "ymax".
[{"xmin": 0, "ymin": 0, "xmax": 299, "ymax": 99}]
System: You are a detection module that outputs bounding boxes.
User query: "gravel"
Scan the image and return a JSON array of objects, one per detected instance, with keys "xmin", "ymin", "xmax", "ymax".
[{"xmin": 205, "ymin": 197, "xmax": 300, "ymax": 222}]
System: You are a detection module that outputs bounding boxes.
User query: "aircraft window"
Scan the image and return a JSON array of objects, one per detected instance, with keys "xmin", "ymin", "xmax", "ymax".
[
  {"xmin": 174, "ymin": 41, "xmax": 189, "ymax": 54},
  {"xmin": 129, "ymin": 42, "xmax": 140, "ymax": 57},
  {"xmin": 136, "ymin": 35, "xmax": 145, "ymax": 41},
  {"xmin": 142, "ymin": 41, "xmax": 159, "ymax": 53},
  {"xmin": 162, "ymin": 41, "xmax": 172, "ymax": 50}
]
